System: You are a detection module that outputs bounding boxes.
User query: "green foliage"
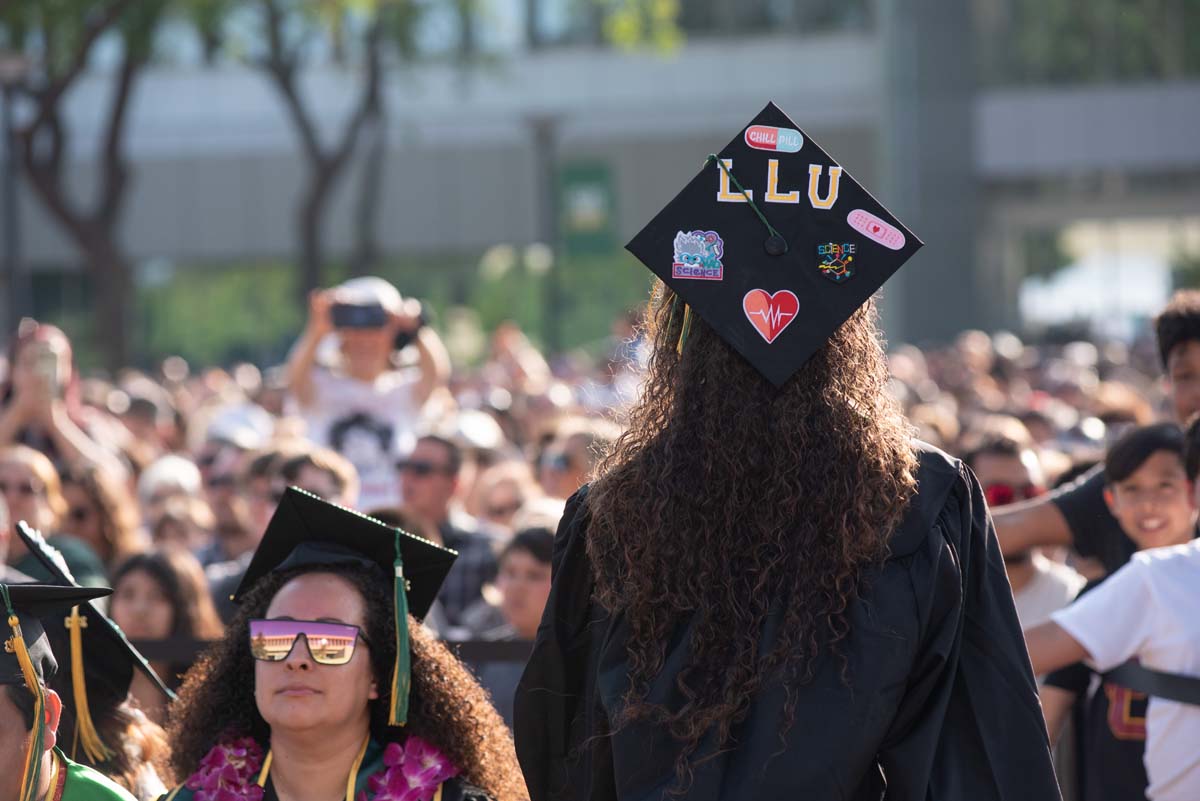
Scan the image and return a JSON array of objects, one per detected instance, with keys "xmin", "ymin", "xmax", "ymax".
[
  {"xmin": 979, "ymin": 0, "xmax": 1200, "ymax": 85},
  {"xmin": 1172, "ymin": 253, "xmax": 1200, "ymax": 291},
  {"xmin": 599, "ymin": 0, "xmax": 682, "ymax": 52},
  {"xmin": 114, "ymin": 248, "xmax": 650, "ymax": 369},
  {"xmin": 1022, "ymin": 229, "xmax": 1070, "ymax": 279},
  {"xmin": 136, "ymin": 261, "xmax": 304, "ymax": 366}
]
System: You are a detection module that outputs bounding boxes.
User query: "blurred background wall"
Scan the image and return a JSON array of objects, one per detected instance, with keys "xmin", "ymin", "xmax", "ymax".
[{"xmin": 2, "ymin": 0, "xmax": 1199, "ymax": 369}]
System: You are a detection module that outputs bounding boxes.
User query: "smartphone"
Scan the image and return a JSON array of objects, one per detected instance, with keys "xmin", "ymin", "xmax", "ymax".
[
  {"xmin": 32, "ymin": 344, "xmax": 61, "ymax": 397},
  {"xmin": 331, "ymin": 303, "xmax": 388, "ymax": 329}
]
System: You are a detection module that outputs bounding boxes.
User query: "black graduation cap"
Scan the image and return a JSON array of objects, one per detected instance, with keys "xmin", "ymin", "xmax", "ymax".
[
  {"xmin": 1, "ymin": 581, "xmax": 110, "ymax": 801},
  {"xmin": 15, "ymin": 523, "xmax": 174, "ymax": 764},
  {"xmin": 626, "ymin": 101, "xmax": 923, "ymax": 387},
  {"xmin": 233, "ymin": 487, "xmax": 458, "ymax": 725}
]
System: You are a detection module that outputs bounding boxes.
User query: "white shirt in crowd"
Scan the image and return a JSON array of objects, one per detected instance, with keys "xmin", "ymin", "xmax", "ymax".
[
  {"xmin": 286, "ymin": 366, "xmax": 420, "ymax": 511},
  {"xmin": 1051, "ymin": 539, "xmax": 1200, "ymax": 801},
  {"xmin": 1013, "ymin": 551, "xmax": 1087, "ymax": 631}
]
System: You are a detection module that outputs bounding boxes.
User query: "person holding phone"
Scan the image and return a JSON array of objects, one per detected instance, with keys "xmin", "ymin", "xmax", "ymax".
[
  {"xmin": 0, "ymin": 319, "xmax": 126, "ymax": 480},
  {"xmin": 284, "ymin": 277, "xmax": 450, "ymax": 510}
]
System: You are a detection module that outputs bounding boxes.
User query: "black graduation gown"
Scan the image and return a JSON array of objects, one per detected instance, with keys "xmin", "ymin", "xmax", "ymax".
[{"xmin": 513, "ymin": 444, "xmax": 1061, "ymax": 801}]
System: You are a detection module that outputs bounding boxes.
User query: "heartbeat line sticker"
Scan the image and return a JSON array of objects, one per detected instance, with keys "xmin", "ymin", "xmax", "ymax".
[{"xmin": 743, "ymin": 289, "xmax": 799, "ymax": 344}]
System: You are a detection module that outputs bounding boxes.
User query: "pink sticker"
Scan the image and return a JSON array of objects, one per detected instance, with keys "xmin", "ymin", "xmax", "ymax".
[{"xmin": 847, "ymin": 209, "xmax": 905, "ymax": 251}]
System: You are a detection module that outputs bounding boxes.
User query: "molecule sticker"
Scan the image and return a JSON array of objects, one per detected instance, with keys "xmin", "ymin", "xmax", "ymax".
[{"xmin": 817, "ymin": 242, "xmax": 856, "ymax": 283}]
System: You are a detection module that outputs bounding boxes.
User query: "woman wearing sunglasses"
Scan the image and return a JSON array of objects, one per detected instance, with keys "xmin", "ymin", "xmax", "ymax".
[{"xmin": 159, "ymin": 489, "xmax": 524, "ymax": 801}]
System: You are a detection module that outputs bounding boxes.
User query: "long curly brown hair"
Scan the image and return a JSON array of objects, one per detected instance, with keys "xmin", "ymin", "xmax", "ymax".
[
  {"xmin": 167, "ymin": 563, "xmax": 526, "ymax": 801},
  {"xmin": 587, "ymin": 285, "xmax": 918, "ymax": 789}
]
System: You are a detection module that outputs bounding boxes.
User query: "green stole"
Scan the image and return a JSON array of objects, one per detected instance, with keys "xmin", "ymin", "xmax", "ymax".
[{"xmin": 53, "ymin": 748, "xmax": 138, "ymax": 801}]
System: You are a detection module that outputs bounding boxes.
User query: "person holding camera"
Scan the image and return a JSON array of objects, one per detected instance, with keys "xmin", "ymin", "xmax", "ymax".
[
  {"xmin": 284, "ymin": 277, "xmax": 450, "ymax": 511},
  {"xmin": 0, "ymin": 319, "xmax": 126, "ymax": 479}
]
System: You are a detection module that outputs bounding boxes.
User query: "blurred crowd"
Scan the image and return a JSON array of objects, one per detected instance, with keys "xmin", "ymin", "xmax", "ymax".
[{"xmin": 0, "ymin": 276, "xmax": 1195, "ymax": 799}]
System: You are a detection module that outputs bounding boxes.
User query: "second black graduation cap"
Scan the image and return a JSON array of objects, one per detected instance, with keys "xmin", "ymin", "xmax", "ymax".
[
  {"xmin": 626, "ymin": 101, "xmax": 923, "ymax": 387},
  {"xmin": 1, "ymin": 581, "xmax": 110, "ymax": 801},
  {"xmin": 233, "ymin": 487, "xmax": 457, "ymax": 619},
  {"xmin": 16, "ymin": 522, "xmax": 174, "ymax": 764}
]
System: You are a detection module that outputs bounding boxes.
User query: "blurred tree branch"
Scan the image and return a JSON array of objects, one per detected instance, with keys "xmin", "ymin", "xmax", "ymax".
[{"xmin": 1, "ymin": 0, "xmax": 167, "ymax": 368}]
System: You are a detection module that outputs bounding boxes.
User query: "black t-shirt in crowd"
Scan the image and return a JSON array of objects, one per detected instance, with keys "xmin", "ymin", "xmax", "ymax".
[
  {"xmin": 1050, "ymin": 465, "xmax": 1138, "ymax": 574},
  {"xmin": 1044, "ymin": 578, "xmax": 1149, "ymax": 801}
]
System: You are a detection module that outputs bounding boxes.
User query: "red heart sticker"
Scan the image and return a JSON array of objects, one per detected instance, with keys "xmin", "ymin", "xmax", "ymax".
[{"xmin": 743, "ymin": 289, "xmax": 799, "ymax": 344}]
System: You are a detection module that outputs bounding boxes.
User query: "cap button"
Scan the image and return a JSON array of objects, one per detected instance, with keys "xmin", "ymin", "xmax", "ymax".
[{"xmin": 764, "ymin": 235, "xmax": 788, "ymax": 257}]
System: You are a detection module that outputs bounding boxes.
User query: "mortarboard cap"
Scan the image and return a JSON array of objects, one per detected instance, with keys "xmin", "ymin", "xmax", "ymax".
[
  {"xmin": 16, "ymin": 523, "xmax": 175, "ymax": 764},
  {"xmin": 626, "ymin": 101, "xmax": 923, "ymax": 387},
  {"xmin": 233, "ymin": 488, "xmax": 458, "ymax": 726},
  {"xmin": 1, "ymin": 581, "xmax": 110, "ymax": 801}
]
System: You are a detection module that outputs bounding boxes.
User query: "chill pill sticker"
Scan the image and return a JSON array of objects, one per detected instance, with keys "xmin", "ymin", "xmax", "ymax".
[
  {"xmin": 847, "ymin": 209, "xmax": 905, "ymax": 251},
  {"xmin": 744, "ymin": 125, "xmax": 804, "ymax": 154}
]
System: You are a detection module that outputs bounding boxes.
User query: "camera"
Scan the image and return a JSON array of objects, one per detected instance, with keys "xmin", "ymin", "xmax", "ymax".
[
  {"xmin": 331, "ymin": 303, "xmax": 389, "ymax": 329},
  {"xmin": 32, "ymin": 343, "xmax": 62, "ymax": 397}
]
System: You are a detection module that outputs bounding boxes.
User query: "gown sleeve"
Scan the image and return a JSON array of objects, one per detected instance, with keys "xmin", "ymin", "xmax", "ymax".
[
  {"xmin": 513, "ymin": 486, "xmax": 604, "ymax": 801},
  {"xmin": 877, "ymin": 463, "xmax": 1062, "ymax": 800}
]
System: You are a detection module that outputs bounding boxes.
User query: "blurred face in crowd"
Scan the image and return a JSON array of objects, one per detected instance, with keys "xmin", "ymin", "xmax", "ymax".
[
  {"xmin": 338, "ymin": 326, "xmax": 393, "ymax": 381},
  {"xmin": 0, "ymin": 459, "xmax": 55, "ymax": 537},
  {"xmin": 496, "ymin": 548, "xmax": 552, "ymax": 640},
  {"xmin": 62, "ymin": 481, "xmax": 104, "ymax": 556},
  {"xmin": 972, "ymin": 450, "xmax": 1044, "ymax": 509},
  {"xmin": 1104, "ymin": 450, "xmax": 1197, "ymax": 551},
  {"xmin": 399, "ymin": 440, "xmax": 458, "ymax": 525},
  {"xmin": 254, "ymin": 572, "xmax": 377, "ymax": 736},
  {"xmin": 243, "ymin": 475, "xmax": 280, "ymax": 540},
  {"xmin": 539, "ymin": 434, "xmax": 590, "ymax": 501},
  {"xmin": 1165, "ymin": 340, "xmax": 1200, "ymax": 423},
  {"xmin": 291, "ymin": 464, "xmax": 345, "ymax": 506},
  {"xmin": 110, "ymin": 568, "xmax": 175, "ymax": 641},
  {"xmin": 481, "ymin": 480, "xmax": 525, "ymax": 533}
]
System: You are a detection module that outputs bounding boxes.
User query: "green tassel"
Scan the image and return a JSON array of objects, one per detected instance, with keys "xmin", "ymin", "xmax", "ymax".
[{"xmin": 389, "ymin": 532, "xmax": 410, "ymax": 726}]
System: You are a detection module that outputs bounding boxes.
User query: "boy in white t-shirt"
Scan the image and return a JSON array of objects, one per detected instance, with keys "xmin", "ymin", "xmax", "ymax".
[{"xmin": 1025, "ymin": 423, "xmax": 1200, "ymax": 801}]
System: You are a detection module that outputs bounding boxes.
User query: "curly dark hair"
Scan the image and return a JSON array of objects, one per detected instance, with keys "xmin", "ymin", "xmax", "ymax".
[
  {"xmin": 1155, "ymin": 289, "xmax": 1200, "ymax": 370},
  {"xmin": 586, "ymin": 284, "xmax": 918, "ymax": 791},
  {"xmin": 167, "ymin": 562, "xmax": 525, "ymax": 801}
]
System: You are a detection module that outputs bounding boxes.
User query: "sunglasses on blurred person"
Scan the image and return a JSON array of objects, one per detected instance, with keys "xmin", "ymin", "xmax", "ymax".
[
  {"xmin": 485, "ymin": 499, "xmax": 524, "ymax": 519},
  {"xmin": 67, "ymin": 506, "xmax": 94, "ymax": 525},
  {"xmin": 206, "ymin": 474, "xmax": 237, "ymax": 490},
  {"xmin": 396, "ymin": 460, "xmax": 454, "ymax": 478},
  {"xmin": 0, "ymin": 480, "xmax": 42, "ymax": 497},
  {"xmin": 983, "ymin": 482, "xmax": 1045, "ymax": 508},
  {"xmin": 540, "ymin": 452, "xmax": 571, "ymax": 473}
]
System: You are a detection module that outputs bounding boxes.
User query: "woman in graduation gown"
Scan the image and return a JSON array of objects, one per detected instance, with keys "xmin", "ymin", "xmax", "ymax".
[
  {"xmin": 15, "ymin": 522, "xmax": 175, "ymax": 801},
  {"xmin": 160, "ymin": 489, "xmax": 525, "ymax": 801},
  {"xmin": 515, "ymin": 103, "xmax": 1061, "ymax": 801},
  {"xmin": 1, "ymin": 582, "xmax": 140, "ymax": 801},
  {"xmin": 515, "ymin": 293, "xmax": 1062, "ymax": 800}
]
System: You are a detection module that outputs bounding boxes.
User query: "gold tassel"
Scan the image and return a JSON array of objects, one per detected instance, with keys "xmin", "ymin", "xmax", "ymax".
[
  {"xmin": 66, "ymin": 608, "xmax": 112, "ymax": 763},
  {"xmin": 5, "ymin": 606, "xmax": 46, "ymax": 801},
  {"xmin": 676, "ymin": 303, "xmax": 693, "ymax": 355}
]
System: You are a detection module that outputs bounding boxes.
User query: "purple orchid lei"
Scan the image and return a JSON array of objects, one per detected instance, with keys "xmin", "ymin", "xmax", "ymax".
[
  {"xmin": 185, "ymin": 734, "xmax": 457, "ymax": 801},
  {"xmin": 186, "ymin": 736, "xmax": 266, "ymax": 801},
  {"xmin": 357, "ymin": 736, "xmax": 460, "ymax": 801}
]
